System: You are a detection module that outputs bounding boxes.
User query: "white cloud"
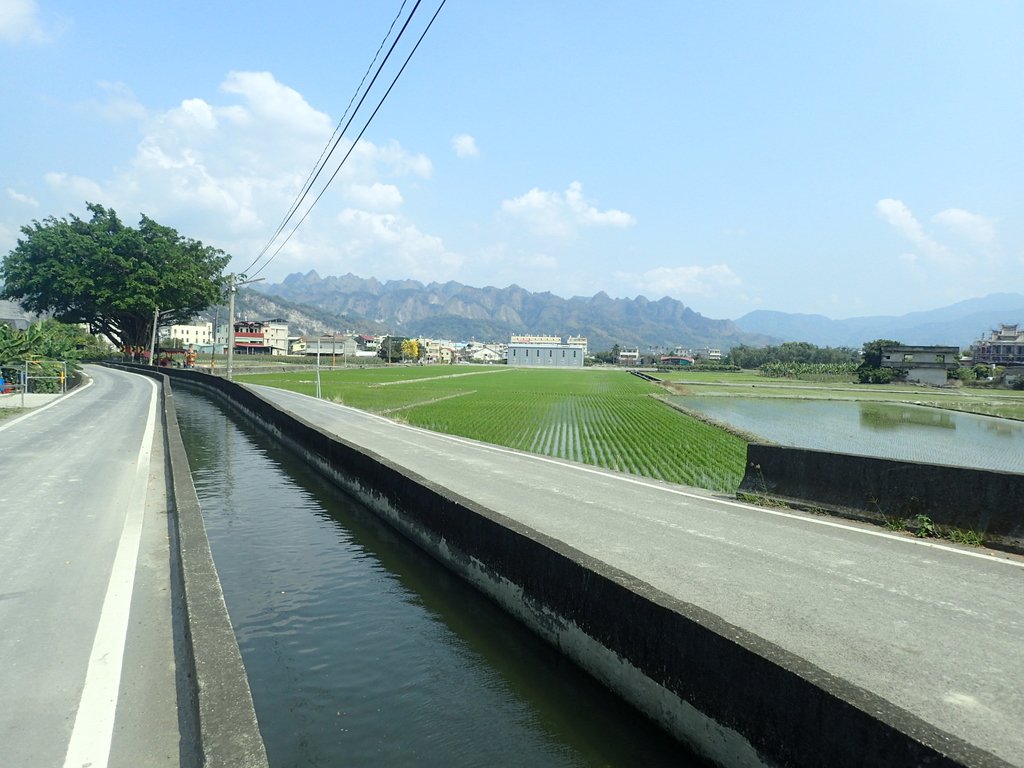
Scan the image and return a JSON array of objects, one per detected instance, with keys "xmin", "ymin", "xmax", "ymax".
[
  {"xmin": 0, "ymin": 0, "xmax": 51, "ymax": 44},
  {"xmin": 502, "ymin": 181, "xmax": 635, "ymax": 237},
  {"xmin": 452, "ymin": 134, "xmax": 479, "ymax": 158},
  {"xmin": 876, "ymin": 198, "xmax": 954, "ymax": 266},
  {"xmin": 335, "ymin": 209, "xmax": 463, "ymax": 280},
  {"xmin": 33, "ymin": 71, "xmax": 444, "ymax": 265},
  {"xmin": 627, "ymin": 264, "xmax": 741, "ymax": 299},
  {"xmin": 876, "ymin": 198, "xmax": 1000, "ymax": 272},
  {"xmin": 44, "ymin": 172, "xmax": 104, "ymax": 201},
  {"xmin": 932, "ymin": 208, "xmax": 996, "ymax": 247},
  {"xmin": 346, "ymin": 183, "xmax": 403, "ymax": 210},
  {"xmin": 89, "ymin": 81, "xmax": 148, "ymax": 122},
  {"xmin": 220, "ymin": 71, "xmax": 333, "ymax": 138},
  {"xmin": 6, "ymin": 188, "xmax": 38, "ymax": 207}
]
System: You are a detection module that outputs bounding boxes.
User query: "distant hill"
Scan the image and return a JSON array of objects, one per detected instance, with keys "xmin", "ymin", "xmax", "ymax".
[
  {"xmin": 734, "ymin": 293, "xmax": 1024, "ymax": 348},
  {"xmin": 252, "ymin": 271, "xmax": 776, "ymax": 351},
  {"xmin": 228, "ymin": 288, "xmax": 387, "ymax": 338}
]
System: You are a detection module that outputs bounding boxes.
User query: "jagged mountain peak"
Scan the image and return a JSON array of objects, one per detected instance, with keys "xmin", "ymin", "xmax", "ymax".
[{"xmin": 254, "ymin": 272, "xmax": 771, "ymax": 350}]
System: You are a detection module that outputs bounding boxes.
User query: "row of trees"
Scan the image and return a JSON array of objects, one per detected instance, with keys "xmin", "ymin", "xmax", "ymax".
[
  {"xmin": 377, "ymin": 336, "xmax": 423, "ymax": 363},
  {"xmin": 1, "ymin": 203, "xmax": 229, "ymax": 351},
  {"xmin": 725, "ymin": 342, "xmax": 860, "ymax": 368}
]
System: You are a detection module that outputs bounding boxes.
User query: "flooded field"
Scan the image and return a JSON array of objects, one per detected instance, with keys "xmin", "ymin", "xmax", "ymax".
[{"xmin": 669, "ymin": 396, "xmax": 1024, "ymax": 473}]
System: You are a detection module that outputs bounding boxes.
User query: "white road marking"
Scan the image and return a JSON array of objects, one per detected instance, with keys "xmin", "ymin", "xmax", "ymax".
[
  {"xmin": 0, "ymin": 375, "xmax": 94, "ymax": 433},
  {"xmin": 63, "ymin": 376, "xmax": 158, "ymax": 768},
  {"xmin": 254, "ymin": 385, "xmax": 1024, "ymax": 569}
]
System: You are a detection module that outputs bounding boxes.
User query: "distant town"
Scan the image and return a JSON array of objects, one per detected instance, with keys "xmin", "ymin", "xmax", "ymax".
[{"xmin": 154, "ymin": 317, "xmax": 1024, "ymax": 386}]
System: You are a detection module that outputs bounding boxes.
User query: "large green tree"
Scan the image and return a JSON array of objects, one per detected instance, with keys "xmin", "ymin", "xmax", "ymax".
[
  {"xmin": 857, "ymin": 338, "xmax": 905, "ymax": 383},
  {"xmin": 1, "ymin": 203, "xmax": 230, "ymax": 351}
]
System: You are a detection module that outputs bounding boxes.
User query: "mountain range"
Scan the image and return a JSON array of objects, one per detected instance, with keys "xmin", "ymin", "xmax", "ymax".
[
  {"xmin": 249, "ymin": 271, "xmax": 775, "ymax": 351},
  {"xmin": 243, "ymin": 272, "xmax": 1024, "ymax": 353},
  {"xmin": 734, "ymin": 293, "xmax": 1024, "ymax": 349}
]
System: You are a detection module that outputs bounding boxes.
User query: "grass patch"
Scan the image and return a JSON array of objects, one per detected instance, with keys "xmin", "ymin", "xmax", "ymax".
[{"xmin": 737, "ymin": 492, "xmax": 791, "ymax": 509}]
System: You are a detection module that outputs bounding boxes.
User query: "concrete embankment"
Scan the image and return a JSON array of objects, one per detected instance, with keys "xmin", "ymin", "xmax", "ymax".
[
  {"xmin": 124, "ymin": 365, "xmax": 1003, "ymax": 768},
  {"xmin": 106, "ymin": 364, "xmax": 268, "ymax": 768},
  {"xmin": 740, "ymin": 443, "xmax": 1024, "ymax": 555}
]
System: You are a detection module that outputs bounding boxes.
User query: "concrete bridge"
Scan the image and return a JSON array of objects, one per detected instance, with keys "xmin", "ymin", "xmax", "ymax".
[{"xmin": 2, "ymin": 364, "xmax": 1021, "ymax": 767}]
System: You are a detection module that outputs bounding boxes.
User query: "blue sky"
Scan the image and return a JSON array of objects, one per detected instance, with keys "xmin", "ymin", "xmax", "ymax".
[{"xmin": 2, "ymin": 1, "xmax": 1021, "ymax": 321}]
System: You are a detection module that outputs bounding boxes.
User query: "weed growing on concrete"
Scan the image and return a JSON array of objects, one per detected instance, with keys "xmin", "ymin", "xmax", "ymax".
[
  {"xmin": 737, "ymin": 492, "xmax": 791, "ymax": 509},
  {"xmin": 911, "ymin": 514, "xmax": 936, "ymax": 538},
  {"xmin": 943, "ymin": 527, "xmax": 985, "ymax": 547},
  {"xmin": 883, "ymin": 516, "xmax": 908, "ymax": 532}
]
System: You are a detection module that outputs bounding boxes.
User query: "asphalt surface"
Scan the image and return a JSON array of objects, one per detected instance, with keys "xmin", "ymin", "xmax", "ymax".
[
  {"xmin": 249, "ymin": 383, "xmax": 1024, "ymax": 767},
  {"xmin": 0, "ymin": 366, "xmax": 181, "ymax": 768}
]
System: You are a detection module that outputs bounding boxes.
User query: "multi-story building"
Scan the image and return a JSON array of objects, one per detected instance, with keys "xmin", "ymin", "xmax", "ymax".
[
  {"xmin": 566, "ymin": 335, "xmax": 588, "ymax": 356},
  {"xmin": 507, "ymin": 335, "xmax": 584, "ymax": 368},
  {"xmin": 617, "ymin": 347, "xmax": 640, "ymax": 367},
  {"xmin": 160, "ymin": 322, "xmax": 213, "ymax": 349},
  {"xmin": 218, "ymin": 319, "xmax": 289, "ymax": 355},
  {"xmin": 972, "ymin": 324, "xmax": 1024, "ymax": 366},
  {"xmin": 880, "ymin": 345, "xmax": 959, "ymax": 386}
]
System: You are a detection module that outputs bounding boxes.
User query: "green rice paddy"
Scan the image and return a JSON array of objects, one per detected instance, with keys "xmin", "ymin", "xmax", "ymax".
[
  {"xmin": 238, "ymin": 366, "xmax": 748, "ymax": 492},
  {"xmin": 237, "ymin": 364, "xmax": 1024, "ymax": 493}
]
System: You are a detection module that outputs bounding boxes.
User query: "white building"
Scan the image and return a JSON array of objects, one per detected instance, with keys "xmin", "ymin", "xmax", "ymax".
[
  {"xmin": 566, "ymin": 335, "xmax": 588, "ymax": 356},
  {"xmin": 160, "ymin": 322, "xmax": 213, "ymax": 348},
  {"xmin": 618, "ymin": 347, "xmax": 640, "ymax": 367}
]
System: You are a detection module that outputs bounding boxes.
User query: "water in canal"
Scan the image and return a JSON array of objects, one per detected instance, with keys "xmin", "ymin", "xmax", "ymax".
[{"xmin": 174, "ymin": 388, "xmax": 701, "ymax": 767}]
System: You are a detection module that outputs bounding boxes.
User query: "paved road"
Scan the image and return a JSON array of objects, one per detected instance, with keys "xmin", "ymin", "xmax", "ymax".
[
  {"xmin": 0, "ymin": 365, "xmax": 181, "ymax": 768},
  {"xmin": 249, "ymin": 383, "xmax": 1024, "ymax": 766}
]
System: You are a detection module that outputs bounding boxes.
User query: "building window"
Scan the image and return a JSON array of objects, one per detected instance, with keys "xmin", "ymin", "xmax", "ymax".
[{"xmin": 903, "ymin": 354, "xmax": 913, "ymax": 362}]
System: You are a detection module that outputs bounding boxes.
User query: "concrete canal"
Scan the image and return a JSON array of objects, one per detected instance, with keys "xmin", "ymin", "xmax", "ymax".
[{"xmin": 174, "ymin": 388, "xmax": 702, "ymax": 767}]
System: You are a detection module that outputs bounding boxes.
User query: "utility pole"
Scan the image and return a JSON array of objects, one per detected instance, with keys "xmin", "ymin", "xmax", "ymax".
[
  {"xmin": 149, "ymin": 308, "xmax": 160, "ymax": 366},
  {"xmin": 225, "ymin": 275, "xmax": 264, "ymax": 381}
]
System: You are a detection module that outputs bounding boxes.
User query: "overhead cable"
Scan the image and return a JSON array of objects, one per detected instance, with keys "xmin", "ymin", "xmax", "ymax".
[
  {"xmin": 243, "ymin": 0, "xmax": 446, "ymax": 280},
  {"xmin": 240, "ymin": 0, "xmax": 412, "ymax": 276}
]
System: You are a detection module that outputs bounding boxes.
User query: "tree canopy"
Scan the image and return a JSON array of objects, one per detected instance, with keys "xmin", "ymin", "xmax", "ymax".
[
  {"xmin": 856, "ymin": 338, "xmax": 904, "ymax": 384},
  {"xmin": 726, "ymin": 341, "xmax": 859, "ymax": 369},
  {"xmin": 1, "ymin": 203, "xmax": 230, "ymax": 350}
]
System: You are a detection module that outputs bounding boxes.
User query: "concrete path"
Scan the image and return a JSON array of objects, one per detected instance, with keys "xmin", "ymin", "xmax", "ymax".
[
  {"xmin": 0, "ymin": 366, "xmax": 183, "ymax": 768},
  {"xmin": 249, "ymin": 383, "xmax": 1024, "ymax": 767},
  {"xmin": 0, "ymin": 391, "xmax": 65, "ymax": 408}
]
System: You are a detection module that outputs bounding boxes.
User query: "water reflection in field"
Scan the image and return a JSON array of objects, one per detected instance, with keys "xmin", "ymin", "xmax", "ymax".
[
  {"xmin": 670, "ymin": 396, "xmax": 1024, "ymax": 473},
  {"xmin": 175, "ymin": 388, "xmax": 699, "ymax": 768}
]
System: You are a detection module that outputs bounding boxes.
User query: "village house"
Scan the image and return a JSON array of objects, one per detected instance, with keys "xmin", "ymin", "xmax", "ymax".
[{"xmin": 880, "ymin": 345, "xmax": 959, "ymax": 386}]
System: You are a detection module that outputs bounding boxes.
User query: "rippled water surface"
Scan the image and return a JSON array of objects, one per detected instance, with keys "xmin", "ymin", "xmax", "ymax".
[
  {"xmin": 670, "ymin": 396, "xmax": 1024, "ymax": 472},
  {"xmin": 175, "ymin": 389, "xmax": 700, "ymax": 767}
]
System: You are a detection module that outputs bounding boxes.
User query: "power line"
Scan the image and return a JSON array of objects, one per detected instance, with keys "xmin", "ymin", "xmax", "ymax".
[
  {"xmin": 240, "ymin": 0, "xmax": 413, "ymax": 276},
  {"xmin": 242, "ymin": 0, "xmax": 446, "ymax": 281}
]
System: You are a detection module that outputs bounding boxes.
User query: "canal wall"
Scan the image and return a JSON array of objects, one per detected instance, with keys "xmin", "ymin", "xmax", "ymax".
[
  {"xmin": 740, "ymin": 444, "xmax": 1024, "ymax": 554},
  {"xmin": 132, "ymin": 366, "xmax": 988, "ymax": 768},
  {"xmin": 106, "ymin": 365, "xmax": 269, "ymax": 768}
]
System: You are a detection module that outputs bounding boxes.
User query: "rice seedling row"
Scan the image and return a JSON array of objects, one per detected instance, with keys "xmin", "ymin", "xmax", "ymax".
[{"xmin": 240, "ymin": 367, "xmax": 747, "ymax": 492}]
